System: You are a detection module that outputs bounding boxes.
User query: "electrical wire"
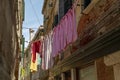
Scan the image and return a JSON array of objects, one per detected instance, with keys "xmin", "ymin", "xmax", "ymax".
[
  {"xmin": 29, "ymin": 0, "xmax": 41, "ymax": 25},
  {"xmin": 23, "ymin": 27, "xmax": 38, "ymax": 29}
]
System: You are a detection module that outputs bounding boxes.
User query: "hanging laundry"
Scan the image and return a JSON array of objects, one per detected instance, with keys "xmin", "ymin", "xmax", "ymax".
[
  {"xmin": 52, "ymin": 27, "xmax": 58, "ymax": 57},
  {"xmin": 41, "ymin": 36, "xmax": 47, "ymax": 70},
  {"xmin": 66, "ymin": 9, "xmax": 73, "ymax": 44},
  {"xmin": 52, "ymin": 24, "xmax": 64, "ymax": 57},
  {"xmin": 41, "ymin": 38, "xmax": 45, "ymax": 70},
  {"xmin": 60, "ymin": 17, "xmax": 66, "ymax": 50},
  {"xmin": 66, "ymin": 8, "xmax": 77, "ymax": 44},
  {"xmin": 57, "ymin": 24, "xmax": 61, "ymax": 52},
  {"xmin": 62, "ymin": 15, "xmax": 68, "ymax": 49},
  {"xmin": 41, "ymin": 31, "xmax": 54, "ymax": 70},
  {"xmin": 51, "ymin": 7, "xmax": 78, "ymax": 57},
  {"xmin": 36, "ymin": 52, "xmax": 41, "ymax": 65},
  {"xmin": 47, "ymin": 31, "xmax": 54, "ymax": 69},
  {"xmin": 30, "ymin": 53, "xmax": 37, "ymax": 71},
  {"xmin": 71, "ymin": 7, "xmax": 78, "ymax": 42},
  {"xmin": 46, "ymin": 35, "xmax": 49, "ymax": 70},
  {"xmin": 31, "ymin": 40, "xmax": 42, "ymax": 63},
  {"xmin": 39, "ymin": 41, "xmax": 43, "ymax": 58},
  {"xmin": 58, "ymin": 24, "xmax": 63, "ymax": 52}
]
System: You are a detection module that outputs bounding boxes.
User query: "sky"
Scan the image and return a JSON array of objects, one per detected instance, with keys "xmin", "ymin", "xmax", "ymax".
[{"xmin": 22, "ymin": 0, "xmax": 44, "ymax": 47}]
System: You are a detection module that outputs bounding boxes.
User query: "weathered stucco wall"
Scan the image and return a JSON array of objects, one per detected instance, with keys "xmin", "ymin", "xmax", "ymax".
[{"xmin": 0, "ymin": 0, "xmax": 18, "ymax": 80}]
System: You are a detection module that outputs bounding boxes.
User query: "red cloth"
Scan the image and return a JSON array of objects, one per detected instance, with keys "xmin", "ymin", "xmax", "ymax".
[{"xmin": 31, "ymin": 41, "xmax": 42, "ymax": 63}]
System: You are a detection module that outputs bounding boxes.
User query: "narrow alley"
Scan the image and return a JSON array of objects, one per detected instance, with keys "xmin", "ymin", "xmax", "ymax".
[{"xmin": 0, "ymin": 0, "xmax": 120, "ymax": 80}]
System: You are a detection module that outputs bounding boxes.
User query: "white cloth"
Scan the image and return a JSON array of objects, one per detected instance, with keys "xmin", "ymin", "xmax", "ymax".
[{"xmin": 41, "ymin": 31, "xmax": 54, "ymax": 70}]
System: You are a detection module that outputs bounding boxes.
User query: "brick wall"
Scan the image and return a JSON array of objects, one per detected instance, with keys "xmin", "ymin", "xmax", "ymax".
[{"xmin": 77, "ymin": 0, "xmax": 120, "ymax": 46}]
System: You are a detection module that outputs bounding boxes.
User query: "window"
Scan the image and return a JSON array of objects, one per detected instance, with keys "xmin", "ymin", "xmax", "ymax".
[
  {"xmin": 55, "ymin": 75, "xmax": 61, "ymax": 80},
  {"xmin": 53, "ymin": 14, "xmax": 58, "ymax": 27},
  {"xmin": 43, "ymin": 16, "xmax": 49, "ymax": 23},
  {"xmin": 84, "ymin": 0, "xmax": 91, "ymax": 9},
  {"xmin": 58, "ymin": 0, "xmax": 73, "ymax": 21},
  {"xmin": 78, "ymin": 65, "xmax": 97, "ymax": 80},
  {"xmin": 65, "ymin": 71, "xmax": 71, "ymax": 80},
  {"xmin": 81, "ymin": 0, "xmax": 92, "ymax": 11},
  {"xmin": 64, "ymin": 0, "xmax": 72, "ymax": 14}
]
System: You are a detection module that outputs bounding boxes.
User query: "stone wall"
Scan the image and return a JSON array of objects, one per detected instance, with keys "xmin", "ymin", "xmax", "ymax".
[{"xmin": 0, "ymin": 0, "xmax": 18, "ymax": 80}]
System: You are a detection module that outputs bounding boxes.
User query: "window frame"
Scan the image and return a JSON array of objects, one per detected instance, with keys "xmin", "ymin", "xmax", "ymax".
[
  {"xmin": 76, "ymin": 62, "xmax": 98, "ymax": 80},
  {"xmin": 81, "ymin": 0, "xmax": 99, "ymax": 14}
]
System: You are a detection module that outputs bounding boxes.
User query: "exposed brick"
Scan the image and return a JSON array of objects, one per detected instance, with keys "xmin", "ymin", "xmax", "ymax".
[{"xmin": 96, "ymin": 58, "xmax": 114, "ymax": 80}]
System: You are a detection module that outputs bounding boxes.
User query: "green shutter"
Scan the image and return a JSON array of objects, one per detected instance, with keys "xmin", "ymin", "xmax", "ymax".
[{"xmin": 22, "ymin": 35, "xmax": 25, "ymax": 58}]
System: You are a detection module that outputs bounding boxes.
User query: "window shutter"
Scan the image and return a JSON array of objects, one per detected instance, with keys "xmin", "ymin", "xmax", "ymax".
[
  {"xmin": 58, "ymin": 0, "xmax": 64, "ymax": 21},
  {"xmin": 84, "ymin": 0, "xmax": 91, "ymax": 9},
  {"xmin": 81, "ymin": 0, "xmax": 92, "ymax": 11},
  {"xmin": 22, "ymin": 0, "xmax": 25, "ymax": 21},
  {"xmin": 53, "ymin": 14, "xmax": 58, "ymax": 26},
  {"xmin": 81, "ymin": 0, "xmax": 85, "ymax": 12},
  {"xmin": 64, "ymin": 0, "xmax": 72, "ymax": 14}
]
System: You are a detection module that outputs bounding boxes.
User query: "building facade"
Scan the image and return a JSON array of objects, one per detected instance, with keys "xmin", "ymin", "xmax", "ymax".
[
  {"xmin": 22, "ymin": 26, "xmax": 47, "ymax": 80},
  {"xmin": 0, "ymin": 0, "xmax": 24, "ymax": 80},
  {"xmin": 41, "ymin": 0, "xmax": 120, "ymax": 80}
]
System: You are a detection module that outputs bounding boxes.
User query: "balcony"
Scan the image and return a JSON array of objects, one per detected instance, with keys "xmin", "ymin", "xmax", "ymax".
[
  {"xmin": 77, "ymin": 0, "xmax": 120, "ymax": 47},
  {"xmin": 51, "ymin": 0, "xmax": 120, "ymax": 76}
]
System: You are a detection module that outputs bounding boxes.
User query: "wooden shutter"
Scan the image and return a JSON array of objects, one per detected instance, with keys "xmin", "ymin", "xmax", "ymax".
[
  {"xmin": 81, "ymin": 0, "xmax": 85, "ymax": 12},
  {"xmin": 81, "ymin": 0, "xmax": 92, "ymax": 13},
  {"xmin": 58, "ymin": 0, "xmax": 64, "ymax": 21},
  {"xmin": 84, "ymin": 0, "xmax": 91, "ymax": 9},
  {"xmin": 64, "ymin": 0, "xmax": 72, "ymax": 14},
  {"xmin": 53, "ymin": 14, "xmax": 58, "ymax": 26}
]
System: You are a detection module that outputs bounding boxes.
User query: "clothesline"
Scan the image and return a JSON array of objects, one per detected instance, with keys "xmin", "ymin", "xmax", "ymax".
[
  {"xmin": 30, "ymin": 0, "xmax": 78, "ymax": 44},
  {"xmin": 30, "ymin": 38, "xmax": 43, "ymax": 44},
  {"xmin": 30, "ymin": 2, "xmax": 78, "ymax": 71}
]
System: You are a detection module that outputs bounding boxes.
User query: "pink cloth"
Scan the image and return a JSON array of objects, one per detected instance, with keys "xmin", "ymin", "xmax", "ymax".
[
  {"xmin": 51, "ymin": 7, "xmax": 77, "ymax": 58},
  {"xmin": 57, "ymin": 25, "xmax": 61, "ymax": 52},
  {"xmin": 42, "ymin": 4, "xmax": 78, "ymax": 69},
  {"xmin": 66, "ymin": 8, "xmax": 77, "ymax": 44},
  {"xmin": 59, "ymin": 21, "xmax": 65, "ymax": 50},
  {"xmin": 72, "ymin": 7, "xmax": 77, "ymax": 42},
  {"xmin": 62, "ymin": 15, "xmax": 68, "ymax": 48},
  {"xmin": 52, "ymin": 27, "xmax": 58, "ymax": 57},
  {"xmin": 66, "ymin": 9, "xmax": 73, "ymax": 44}
]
